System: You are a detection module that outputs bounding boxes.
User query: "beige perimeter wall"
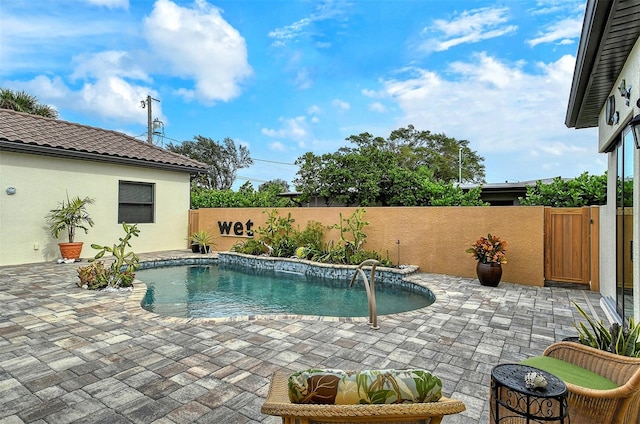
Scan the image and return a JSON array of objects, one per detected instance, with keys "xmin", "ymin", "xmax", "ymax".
[
  {"xmin": 193, "ymin": 206, "xmax": 545, "ymax": 286},
  {"xmin": 0, "ymin": 151, "xmax": 192, "ymax": 266}
]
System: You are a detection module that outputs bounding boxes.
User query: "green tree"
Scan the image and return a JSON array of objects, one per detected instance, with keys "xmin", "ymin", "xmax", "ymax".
[
  {"xmin": 376, "ymin": 124, "xmax": 484, "ymax": 183},
  {"xmin": 190, "ymin": 187, "xmax": 295, "ymax": 208},
  {"xmin": 167, "ymin": 136, "xmax": 252, "ymax": 189},
  {"xmin": 293, "ymin": 125, "xmax": 486, "ymax": 206},
  {"xmin": 259, "ymin": 179, "xmax": 290, "ymax": 193},
  {"xmin": 519, "ymin": 173, "xmax": 608, "ymax": 207},
  {"xmin": 0, "ymin": 88, "xmax": 58, "ymax": 118}
]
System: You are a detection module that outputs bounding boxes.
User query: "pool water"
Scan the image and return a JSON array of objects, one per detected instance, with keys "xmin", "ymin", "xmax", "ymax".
[{"xmin": 138, "ymin": 264, "xmax": 434, "ymax": 319}]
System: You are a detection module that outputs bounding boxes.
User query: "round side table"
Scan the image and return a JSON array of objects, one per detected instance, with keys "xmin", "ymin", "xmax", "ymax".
[{"xmin": 490, "ymin": 364, "xmax": 569, "ymax": 423}]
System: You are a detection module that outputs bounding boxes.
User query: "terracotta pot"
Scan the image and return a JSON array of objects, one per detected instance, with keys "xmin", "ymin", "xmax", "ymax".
[
  {"xmin": 476, "ymin": 262, "xmax": 502, "ymax": 287},
  {"xmin": 58, "ymin": 242, "xmax": 83, "ymax": 260}
]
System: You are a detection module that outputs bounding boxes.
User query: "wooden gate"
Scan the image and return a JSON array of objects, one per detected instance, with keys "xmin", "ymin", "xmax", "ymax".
[{"xmin": 544, "ymin": 207, "xmax": 599, "ymax": 290}]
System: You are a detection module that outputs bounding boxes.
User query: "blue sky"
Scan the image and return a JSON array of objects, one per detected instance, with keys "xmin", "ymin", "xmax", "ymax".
[{"xmin": 1, "ymin": 0, "xmax": 603, "ymax": 188}]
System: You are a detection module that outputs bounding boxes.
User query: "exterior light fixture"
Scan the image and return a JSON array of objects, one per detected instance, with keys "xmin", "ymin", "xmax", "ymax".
[
  {"xmin": 629, "ymin": 114, "xmax": 640, "ymax": 149},
  {"xmin": 618, "ymin": 80, "xmax": 632, "ymax": 106}
]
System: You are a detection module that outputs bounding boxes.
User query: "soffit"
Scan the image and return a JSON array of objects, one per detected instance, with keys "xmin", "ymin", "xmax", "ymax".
[{"xmin": 566, "ymin": 0, "xmax": 640, "ymax": 129}]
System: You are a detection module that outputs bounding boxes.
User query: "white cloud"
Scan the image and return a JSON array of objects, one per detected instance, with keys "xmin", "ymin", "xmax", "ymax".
[
  {"xmin": 71, "ymin": 51, "xmax": 150, "ymax": 82},
  {"xmin": 143, "ymin": 0, "xmax": 252, "ymax": 102},
  {"xmin": 78, "ymin": 77, "xmax": 159, "ymax": 124},
  {"xmin": 368, "ymin": 102, "xmax": 386, "ymax": 112},
  {"xmin": 85, "ymin": 0, "xmax": 129, "ymax": 9},
  {"xmin": 293, "ymin": 68, "xmax": 314, "ymax": 90},
  {"xmin": 381, "ymin": 53, "xmax": 603, "ymax": 182},
  {"xmin": 307, "ymin": 105, "xmax": 321, "ymax": 123},
  {"xmin": 308, "ymin": 105, "xmax": 322, "ymax": 115},
  {"xmin": 332, "ymin": 99, "xmax": 350, "ymax": 111},
  {"xmin": 269, "ymin": 141, "xmax": 287, "ymax": 152},
  {"xmin": 421, "ymin": 7, "xmax": 517, "ymax": 52},
  {"xmin": 268, "ymin": 0, "xmax": 349, "ymax": 47},
  {"xmin": 527, "ymin": 16, "xmax": 582, "ymax": 47},
  {"xmin": 268, "ymin": 17, "xmax": 312, "ymax": 45},
  {"xmin": 1, "ymin": 0, "xmax": 249, "ymax": 124},
  {"xmin": 262, "ymin": 116, "xmax": 309, "ymax": 141},
  {"xmin": 362, "ymin": 88, "xmax": 384, "ymax": 98},
  {"xmin": 3, "ymin": 74, "xmax": 155, "ymax": 126}
]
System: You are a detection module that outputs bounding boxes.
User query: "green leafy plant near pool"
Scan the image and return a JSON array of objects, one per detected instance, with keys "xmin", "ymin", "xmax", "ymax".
[
  {"xmin": 190, "ymin": 229, "xmax": 216, "ymax": 253},
  {"xmin": 77, "ymin": 222, "xmax": 141, "ymax": 290},
  {"xmin": 232, "ymin": 208, "xmax": 392, "ymax": 266}
]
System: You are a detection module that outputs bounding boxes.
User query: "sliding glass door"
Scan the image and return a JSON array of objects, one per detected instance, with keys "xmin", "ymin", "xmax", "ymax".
[{"xmin": 616, "ymin": 128, "xmax": 634, "ymax": 319}]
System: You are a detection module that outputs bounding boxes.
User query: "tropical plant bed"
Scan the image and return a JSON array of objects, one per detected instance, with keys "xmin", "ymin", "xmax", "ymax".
[{"xmin": 219, "ymin": 252, "xmax": 418, "ymax": 286}]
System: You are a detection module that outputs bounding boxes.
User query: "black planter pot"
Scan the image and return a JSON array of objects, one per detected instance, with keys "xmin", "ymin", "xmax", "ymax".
[
  {"xmin": 199, "ymin": 245, "xmax": 210, "ymax": 254},
  {"xmin": 191, "ymin": 243, "xmax": 200, "ymax": 253},
  {"xmin": 476, "ymin": 262, "xmax": 502, "ymax": 286}
]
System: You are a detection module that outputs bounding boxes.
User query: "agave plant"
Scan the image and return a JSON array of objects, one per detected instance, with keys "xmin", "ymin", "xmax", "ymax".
[{"xmin": 573, "ymin": 302, "xmax": 640, "ymax": 357}]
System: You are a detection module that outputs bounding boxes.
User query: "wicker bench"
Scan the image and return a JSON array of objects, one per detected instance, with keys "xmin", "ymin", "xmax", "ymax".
[{"xmin": 260, "ymin": 371, "xmax": 466, "ymax": 424}]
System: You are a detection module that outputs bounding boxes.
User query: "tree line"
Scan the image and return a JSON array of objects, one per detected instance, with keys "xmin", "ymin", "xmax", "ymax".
[{"xmin": 3, "ymin": 88, "xmax": 608, "ymax": 208}]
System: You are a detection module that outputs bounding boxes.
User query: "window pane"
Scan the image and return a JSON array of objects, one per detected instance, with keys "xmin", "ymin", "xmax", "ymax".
[
  {"xmin": 119, "ymin": 182, "xmax": 153, "ymax": 203},
  {"xmin": 118, "ymin": 181, "xmax": 154, "ymax": 224},
  {"xmin": 118, "ymin": 204, "xmax": 153, "ymax": 224}
]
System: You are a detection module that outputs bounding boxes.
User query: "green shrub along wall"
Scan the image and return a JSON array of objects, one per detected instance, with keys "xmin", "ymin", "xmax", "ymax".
[{"xmin": 190, "ymin": 206, "xmax": 545, "ymax": 287}]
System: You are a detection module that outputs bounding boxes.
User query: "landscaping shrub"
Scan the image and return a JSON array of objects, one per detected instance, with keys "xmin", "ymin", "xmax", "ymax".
[{"xmin": 231, "ymin": 209, "xmax": 393, "ymax": 267}]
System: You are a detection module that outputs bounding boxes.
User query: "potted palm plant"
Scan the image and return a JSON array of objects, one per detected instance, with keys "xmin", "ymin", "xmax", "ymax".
[
  {"xmin": 46, "ymin": 195, "xmax": 95, "ymax": 260},
  {"xmin": 466, "ymin": 233, "xmax": 507, "ymax": 286},
  {"xmin": 190, "ymin": 230, "xmax": 215, "ymax": 254}
]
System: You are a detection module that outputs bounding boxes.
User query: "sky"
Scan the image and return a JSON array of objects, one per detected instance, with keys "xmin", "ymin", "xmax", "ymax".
[{"xmin": 0, "ymin": 0, "xmax": 604, "ymax": 188}]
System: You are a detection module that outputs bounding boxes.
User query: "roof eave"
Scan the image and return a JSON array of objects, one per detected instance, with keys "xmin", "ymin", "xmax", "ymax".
[
  {"xmin": 565, "ymin": 0, "xmax": 615, "ymax": 129},
  {"xmin": 0, "ymin": 141, "xmax": 208, "ymax": 174}
]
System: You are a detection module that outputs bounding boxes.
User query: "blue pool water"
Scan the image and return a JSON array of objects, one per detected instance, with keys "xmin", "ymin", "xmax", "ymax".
[{"xmin": 138, "ymin": 264, "xmax": 434, "ymax": 319}]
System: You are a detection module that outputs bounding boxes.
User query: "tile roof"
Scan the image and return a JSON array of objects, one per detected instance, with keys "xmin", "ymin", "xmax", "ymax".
[{"xmin": 0, "ymin": 109, "xmax": 208, "ymax": 173}]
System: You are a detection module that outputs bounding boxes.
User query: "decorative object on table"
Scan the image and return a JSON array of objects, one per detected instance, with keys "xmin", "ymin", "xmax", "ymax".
[
  {"xmin": 46, "ymin": 194, "xmax": 95, "ymax": 260},
  {"xmin": 466, "ymin": 233, "xmax": 507, "ymax": 287},
  {"xmin": 524, "ymin": 372, "xmax": 548, "ymax": 390},
  {"xmin": 490, "ymin": 364, "xmax": 568, "ymax": 424}
]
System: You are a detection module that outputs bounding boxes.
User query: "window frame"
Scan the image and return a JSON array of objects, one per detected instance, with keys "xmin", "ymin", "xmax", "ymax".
[{"xmin": 117, "ymin": 180, "xmax": 155, "ymax": 224}]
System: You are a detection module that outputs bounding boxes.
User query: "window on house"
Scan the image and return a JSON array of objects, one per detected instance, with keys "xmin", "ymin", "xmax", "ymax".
[{"xmin": 118, "ymin": 181, "xmax": 155, "ymax": 224}]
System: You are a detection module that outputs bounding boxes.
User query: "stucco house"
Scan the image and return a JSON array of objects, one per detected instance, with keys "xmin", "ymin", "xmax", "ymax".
[
  {"xmin": 0, "ymin": 109, "xmax": 208, "ymax": 266},
  {"xmin": 566, "ymin": 0, "xmax": 640, "ymax": 322}
]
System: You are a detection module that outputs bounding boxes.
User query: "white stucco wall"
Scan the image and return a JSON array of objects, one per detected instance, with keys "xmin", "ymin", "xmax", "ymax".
[
  {"xmin": 598, "ymin": 153, "xmax": 618, "ymax": 301},
  {"xmin": 598, "ymin": 38, "xmax": 640, "ymax": 150},
  {"xmin": 597, "ymin": 37, "xmax": 640, "ymax": 321},
  {"xmin": 0, "ymin": 151, "xmax": 191, "ymax": 266}
]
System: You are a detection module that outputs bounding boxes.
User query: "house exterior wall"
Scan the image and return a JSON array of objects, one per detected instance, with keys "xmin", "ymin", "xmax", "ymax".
[
  {"xmin": 0, "ymin": 151, "xmax": 191, "ymax": 266},
  {"xmin": 598, "ymin": 155, "xmax": 618, "ymax": 302},
  {"xmin": 193, "ymin": 206, "xmax": 545, "ymax": 287},
  {"xmin": 597, "ymin": 38, "xmax": 640, "ymax": 321}
]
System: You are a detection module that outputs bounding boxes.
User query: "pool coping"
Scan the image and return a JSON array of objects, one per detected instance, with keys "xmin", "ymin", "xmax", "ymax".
[{"xmin": 126, "ymin": 254, "xmax": 451, "ymax": 326}]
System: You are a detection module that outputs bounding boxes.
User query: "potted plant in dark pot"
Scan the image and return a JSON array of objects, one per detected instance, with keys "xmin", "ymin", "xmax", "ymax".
[
  {"xmin": 466, "ymin": 233, "xmax": 507, "ymax": 286},
  {"xmin": 190, "ymin": 230, "xmax": 215, "ymax": 254},
  {"xmin": 46, "ymin": 195, "xmax": 95, "ymax": 260}
]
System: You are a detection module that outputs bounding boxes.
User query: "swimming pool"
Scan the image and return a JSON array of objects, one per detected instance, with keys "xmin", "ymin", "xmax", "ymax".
[{"xmin": 138, "ymin": 263, "xmax": 434, "ymax": 319}]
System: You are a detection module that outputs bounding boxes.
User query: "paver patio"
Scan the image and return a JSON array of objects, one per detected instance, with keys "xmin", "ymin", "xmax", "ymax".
[{"xmin": 0, "ymin": 251, "xmax": 604, "ymax": 423}]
